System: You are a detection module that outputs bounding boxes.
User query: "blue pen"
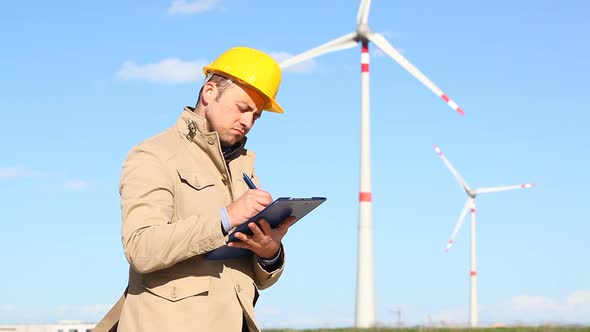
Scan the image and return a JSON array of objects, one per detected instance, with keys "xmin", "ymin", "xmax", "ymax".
[{"xmin": 242, "ymin": 172, "xmax": 257, "ymax": 189}]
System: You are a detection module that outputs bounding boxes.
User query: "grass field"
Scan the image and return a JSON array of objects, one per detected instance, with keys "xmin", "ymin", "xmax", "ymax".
[{"xmin": 264, "ymin": 327, "xmax": 590, "ymax": 332}]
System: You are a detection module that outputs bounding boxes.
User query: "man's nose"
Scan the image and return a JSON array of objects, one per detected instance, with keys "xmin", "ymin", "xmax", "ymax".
[{"xmin": 240, "ymin": 113, "xmax": 254, "ymax": 129}]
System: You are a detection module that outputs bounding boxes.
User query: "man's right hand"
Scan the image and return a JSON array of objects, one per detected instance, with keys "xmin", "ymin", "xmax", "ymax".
[{"xmin": 226, "ymin": 189, "xmax": 273, "ymax": 228}]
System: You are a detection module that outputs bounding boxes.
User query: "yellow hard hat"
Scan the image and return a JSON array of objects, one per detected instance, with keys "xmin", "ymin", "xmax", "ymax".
[{"xmin": 203, "ymin": 47, "xmax": 284, "ymax": 114}]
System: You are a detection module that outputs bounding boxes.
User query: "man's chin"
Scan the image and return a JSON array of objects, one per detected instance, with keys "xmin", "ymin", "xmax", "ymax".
[{"xmin": 220, "ymin": 137, "xmax": 242, "ymax": 147}]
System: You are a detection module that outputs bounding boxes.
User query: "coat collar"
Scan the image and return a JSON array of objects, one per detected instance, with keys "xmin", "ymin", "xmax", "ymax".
[
  {"xmin": 177, "ymin": 106, "xmax": 210, "ymax": 141},
  {"xmin": 176, "ymin": 105, "xmax": 250, "ymax": 163}
]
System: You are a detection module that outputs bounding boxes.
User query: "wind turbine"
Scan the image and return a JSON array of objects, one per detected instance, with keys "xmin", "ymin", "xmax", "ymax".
[
  {"xmin": 280, "ymin": 1, "xmax": 465, "ymax": 328},
  {"xmin": 433, "ymin": 144, "xmax": 534, "ymax": 327}
]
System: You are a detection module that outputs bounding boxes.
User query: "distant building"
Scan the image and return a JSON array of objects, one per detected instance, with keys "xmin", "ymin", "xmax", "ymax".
[{"xmin": 0, "ymin": 320, "xmax": 96, "ymax": 332}]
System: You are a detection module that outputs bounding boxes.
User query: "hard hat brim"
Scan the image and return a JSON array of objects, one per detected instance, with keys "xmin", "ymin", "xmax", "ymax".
[{"xmin": 267, "ymin": 98, "xmax": 284, "ymax": 114}]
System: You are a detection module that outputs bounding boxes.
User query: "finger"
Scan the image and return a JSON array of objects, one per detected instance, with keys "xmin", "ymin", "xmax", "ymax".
[
  {"xmin": 246, "ymin": 199, "xmax": 267, "ymax": 216},
  {"xmin": 227, "ymin": 239, "xmax": 250, "ymax": 249},
  {"xmin": 278, "ymin": 216, "xmax": 297, "ymax": 231},
  {"xmin": 252, "ymin": 190, "xmax": 273, "ymax": 205},
  {"xmin": 249, "ymin": 193, "xmax": 270, "ymax": 208},
  {"xmin": 232, "ymin": 231, "xmax": 251, "ymax": 243},
  {"xmin": 251, "ymin": 203, "xmax": 266, "ymax": 215},
  {"xmin": 248, "ymin": 221, "xmax": 264, "ymax": 237},
  {"xmin": 257, "ymin": 218, "xmax": 273, "ymax": 235},
  {"xmin": 274, "ymin": 217, "xmax": 296, "ymax": 236}
]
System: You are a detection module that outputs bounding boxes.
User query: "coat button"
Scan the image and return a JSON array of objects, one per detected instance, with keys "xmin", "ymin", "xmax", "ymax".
[
  {"xmin": 207, "ymin": 137, "xmax": 215, "ymax": 145},
  {"xmin": 236, "ymin": 284, "xmax": 242, "ymax": 293},
  {"xmin": 221, "ymin": 176, "xmax": 228, "ymax": 185},
  {"xmin": 171, "ymin": 286, "xmax": 177, "ymax": 299}
]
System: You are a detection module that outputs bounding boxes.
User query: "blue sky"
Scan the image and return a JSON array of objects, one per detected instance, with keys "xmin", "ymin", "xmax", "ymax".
[{"xmin": 1, "ymin": 0, "xmax": 589, "ymax": 328}]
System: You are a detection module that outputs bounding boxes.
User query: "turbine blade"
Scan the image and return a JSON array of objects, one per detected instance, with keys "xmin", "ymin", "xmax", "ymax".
[
  {"xmin": 434, "ymin": 145, "xmax": 471, "ymax": 192},
  {"xmin": 357, "ymin": 0, "xmax": 371, "ymax": 24},
  {"xmin": 475, "ymin": 183, "xmax": 535, "ymax": 194},
  {"xmin": 368, "ymin": 32, "xmax": 464, "ymax": 116},
  {"xmin": 280, "ymin": 32, "xmax": 359, "ymax": 69},
  {"xmin": 445, "ymin": 198, "xmax": 471, "ymax": 252}
]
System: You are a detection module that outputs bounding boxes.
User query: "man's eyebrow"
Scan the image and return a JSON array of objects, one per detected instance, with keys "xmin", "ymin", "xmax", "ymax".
[
  {"xmin": 239, "ymin": 102, "xmax": 263, "ymax": 114},
  {"xmin": 237, "ymin": 101, "xmax": 254, "ymax": 109}
]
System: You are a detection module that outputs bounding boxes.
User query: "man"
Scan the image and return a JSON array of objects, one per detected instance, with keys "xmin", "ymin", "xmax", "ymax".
[{"xmin": 101, "ymin": 47, "xmax": 296, "ymax": 332}]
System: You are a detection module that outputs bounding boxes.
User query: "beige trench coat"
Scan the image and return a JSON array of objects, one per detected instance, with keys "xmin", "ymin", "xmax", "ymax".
[{"xmin": 112, "ymin": 108, "xmax": 285, "ymax": 332}]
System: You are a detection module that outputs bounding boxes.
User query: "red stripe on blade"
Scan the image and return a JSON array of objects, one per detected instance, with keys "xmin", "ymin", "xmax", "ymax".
[{"xmin": 359, "ymin": 192, "xmax": 372, "ymax": 202}]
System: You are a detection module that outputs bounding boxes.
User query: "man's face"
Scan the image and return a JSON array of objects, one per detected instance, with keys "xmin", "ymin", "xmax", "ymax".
[{"xmin": 203, "ymin": 82, "xmax": 266, "ymax": 147}]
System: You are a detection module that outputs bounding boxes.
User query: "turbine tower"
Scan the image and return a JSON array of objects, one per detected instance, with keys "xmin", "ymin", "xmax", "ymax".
[
  {"xmin": 434, "ymin": 144, "xmax": 534, "ymax": 327},
  {"xmin": 280, "ymin": 1, "xmax": 465, "ymax": 328}
]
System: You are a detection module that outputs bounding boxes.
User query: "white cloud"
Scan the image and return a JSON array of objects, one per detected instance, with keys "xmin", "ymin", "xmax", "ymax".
[
  {"xmin": 273, "ymin": 51, "xmax": 318, "ymax": 73},
  {"xmin": 1, "ymin": 167, "xmax": 93, "ymax": 191},
  {"xmin": 568, "ymin": 290, "xmax": 590, "ymax": 306},
  {"xmin": 168, "ymin": 0, "xmax": 221, "ymax": 15},
  {"xmin": 64, "ymin": 179, "xmax": 90, "ymax": 190},
  {"xmin": 56, "ymin": 304, "xmax": 111, "ymax": 319},
  {"xmin": 504, "ymin": 290, "xmax": 590, "ymax": 323},
  {"xmin": 0, "ymin": 167, "xmax": 42, "ymax": 179},
  {"xmin": 0, "ymin": 304, "xmax": 110, "ymax": 323},
  {"xmin": 117, "ymin": 58, "xmax": 208, "ymax": 84},
  {"xmin": 428, "ymin": 290, "xmax": 590, "ymax": 327},
  {"xmin": 78, "ymin": 304, "xmax": 112, "ymax": 316},
  {"xmin": 0, "ymin": 304, "xmax": 15, "ymax": 312},
  {"xmin": 511, "ymin": 295, "xmax": 555, "ymax": 312},
  {"xmin": 53, "ymin": 304, "xmax": 110, "ymax": 322},
  {"xmin": 117, "ymin": 51, "xmax": 316, "ymax": 84}
]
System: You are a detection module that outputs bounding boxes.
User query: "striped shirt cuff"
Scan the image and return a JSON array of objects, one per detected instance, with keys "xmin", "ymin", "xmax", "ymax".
[
  {"xmin": 258, "ymin": 245, "xmax": 282, "ymax": 266},
  {"xmin": 220, "ymin": 207, "xmax": 231, "ymax": 234}
]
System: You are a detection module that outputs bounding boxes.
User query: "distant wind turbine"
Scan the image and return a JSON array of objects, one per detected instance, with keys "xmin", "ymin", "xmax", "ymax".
[
  {"xmin": 433, "ymin": 144, "xmax": 534, "ymax": 327},
  {"xmin": 280, "ymin": 1, "xmax": 465, "ymax": 328}
]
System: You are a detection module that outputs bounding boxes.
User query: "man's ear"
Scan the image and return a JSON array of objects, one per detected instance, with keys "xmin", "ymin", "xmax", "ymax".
[{"xmin": 200, "ymin": 82, "xmax": 217, "ymax": 105}]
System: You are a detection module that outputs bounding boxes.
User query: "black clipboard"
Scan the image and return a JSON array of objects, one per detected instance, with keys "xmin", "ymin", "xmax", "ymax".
[
  {"xmin": 205, "ymin": 196, "xmax": 326, "ymax": 260},
  {"xmin": 228, "ymin": 196, "xmax": 326, "ymax": 242}
]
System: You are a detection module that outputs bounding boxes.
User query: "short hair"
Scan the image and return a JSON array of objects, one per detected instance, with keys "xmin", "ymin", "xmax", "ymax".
[{"xmin": 196, "ymin": 74, "xmax": 233, "ymax": 106}]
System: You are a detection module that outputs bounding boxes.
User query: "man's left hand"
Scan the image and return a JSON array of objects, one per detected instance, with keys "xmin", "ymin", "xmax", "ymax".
[{"xmin": 228, "ymin": 216, "xmax": 297, "ymax": 259}]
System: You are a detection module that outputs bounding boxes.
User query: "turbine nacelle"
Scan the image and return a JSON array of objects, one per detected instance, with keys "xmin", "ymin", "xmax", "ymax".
[{"xmin": 356, "ymin": 23, "xmax": 372, "ymax": 41}]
